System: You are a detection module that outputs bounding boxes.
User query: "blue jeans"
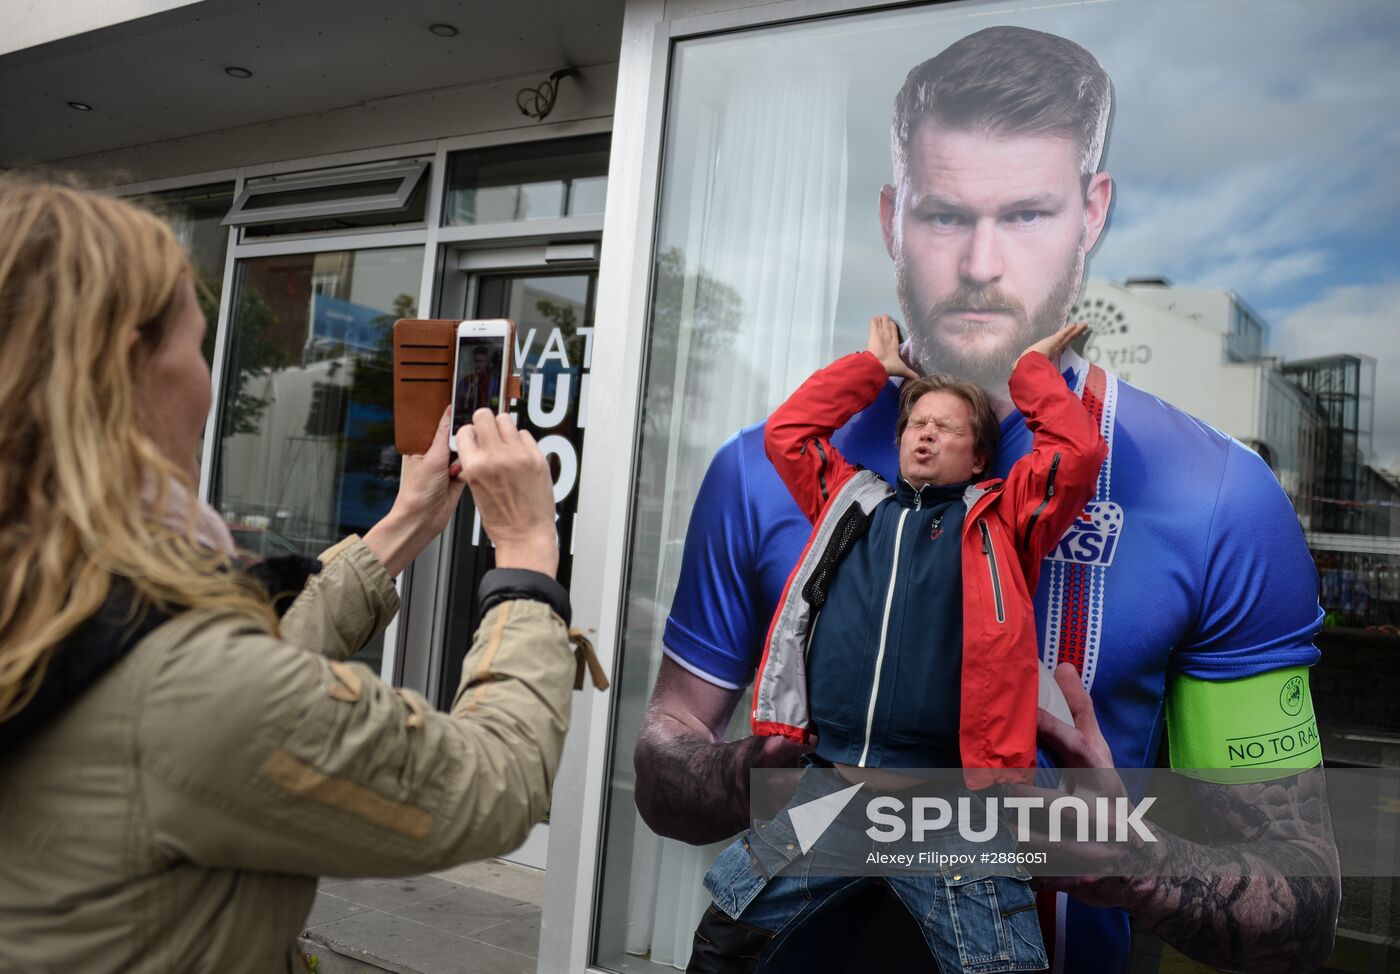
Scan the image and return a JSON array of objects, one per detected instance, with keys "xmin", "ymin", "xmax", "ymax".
[{"xmin": 701, "ymin": 773, "xmax": 1046, "ymax": 974}]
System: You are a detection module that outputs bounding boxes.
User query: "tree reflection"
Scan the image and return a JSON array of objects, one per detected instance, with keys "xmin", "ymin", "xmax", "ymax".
[
  {"xmin": 341, "ymin": 292, "xmax": 417, "ymax": 532},
  {"xmin": 641, "ymin": 245, "xmax": 744, "ymax": 438},
  {"xmin": 204, "ymin": 277, "xmax": 286, "ymax": 439}
]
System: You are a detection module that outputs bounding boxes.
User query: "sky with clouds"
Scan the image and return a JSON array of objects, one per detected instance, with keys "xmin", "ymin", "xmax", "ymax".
[
  {"xmin": 809, "ymin": 0, "xmax": 1400, "ymax": 469},
  {"xmin": 1088, "ymin": 1, "xmax": 1400, "ymax": 473}
]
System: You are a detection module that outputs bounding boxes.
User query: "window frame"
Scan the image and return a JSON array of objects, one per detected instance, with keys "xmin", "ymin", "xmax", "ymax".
[
  {"xmin": 104, "ymin": 119, "xmax": 614, "ymax": 698},
  {"xmin": 222, "ymin": 159, "xmax": 429, "ymax": 229}
]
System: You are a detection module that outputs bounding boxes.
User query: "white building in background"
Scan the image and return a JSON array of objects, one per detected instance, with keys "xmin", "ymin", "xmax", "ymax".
[
  {"xmin": 218, "ymin": 355, "xmax": 354, "ymax": 552},
  {"xmin": 1070, "ymin": 279, "xmax": 1325, "ymax": 517}
]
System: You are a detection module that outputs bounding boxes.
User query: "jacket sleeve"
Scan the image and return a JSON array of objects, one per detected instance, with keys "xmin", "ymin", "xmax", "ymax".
[
  {"xmin": 998, "ymin": 353, "xmax": 1107, "ymax": 582},
  {"xmin": 763, "ymin": 351, "xmax": 890, "ymax": 522},
  {"xmin": 277, "ymin": 536, "xmax": 400, "ymax": 661},
  {"xmin": 135, "ymin": 558, "xmax": 576, "ymax": 877}
]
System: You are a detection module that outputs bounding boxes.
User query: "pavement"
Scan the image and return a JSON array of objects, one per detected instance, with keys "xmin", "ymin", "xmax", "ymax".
[{"xmin": 300, "ymin": 859, "xmax": 544, "ymax": 974}]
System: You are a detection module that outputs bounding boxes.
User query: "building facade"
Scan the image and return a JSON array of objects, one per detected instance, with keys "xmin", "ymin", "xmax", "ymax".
[{"xmin": 1070, "ymin": 279, "xmax": 1328, "ymax": 519}]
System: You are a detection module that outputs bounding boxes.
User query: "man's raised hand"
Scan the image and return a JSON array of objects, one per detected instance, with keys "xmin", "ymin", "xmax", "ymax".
[
  {"xmin": 1020, "ymin": 322, "xmax": 1088, "ymax": 366},
  {"xmin": 456, "ymin": 408, "xmax": 559, "ymax": 578},
  {"xmin": 866, "ymin": 314, "xmax": 919, "ymax": 379}
]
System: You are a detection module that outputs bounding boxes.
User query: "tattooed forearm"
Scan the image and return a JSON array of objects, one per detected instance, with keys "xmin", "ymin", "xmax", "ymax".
[
  {"xmin": 634, "ymin": 717, "xmax": 766, "ymax": 845},
  {"xmin": 1148, "ymin": 837, "xmax": 1338, "ymax": 973},
  {"xmin": 1146, "ymin": 769, "xmax": 1339, "ymax": 973},
  {"xmin": 1081, "ymin": 769, "xmax": 1340, "ymax": 973}
]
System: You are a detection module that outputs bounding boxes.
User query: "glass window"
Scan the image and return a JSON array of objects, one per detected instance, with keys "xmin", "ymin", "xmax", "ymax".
[
  {"xmin": 438, "ymin": 271, "xmax": 595, "ymax": 709},
  {"xmin": 443, "ymin": 135, "xmax": 610, "ymax": 226},
  {"xmin": 593, "ymin": 1, "xmax": 1400, "ymax": 970},
  {"xmin": 241, "ymin": 179, "xmax": 405, "ymax": 211},
  {"xmin": 231, "ymin": 160, "xmax": 429, "ymax": 237},
  {"xmin": 239, "ymin": 181, "xmax": 428, "ymax": 239},
  {"xmin": 212, "ymin": 246, "xmax": 422, "ymax": 671},
  {"xmin": 135, "ymin": 183, "xmax": 235, "ymax": 364}
]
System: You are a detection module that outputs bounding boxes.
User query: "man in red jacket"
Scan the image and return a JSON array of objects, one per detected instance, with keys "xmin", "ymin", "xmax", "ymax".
[{"xmin": 689, "ymin": 318, "xmax": 1104, "ymax": 973}]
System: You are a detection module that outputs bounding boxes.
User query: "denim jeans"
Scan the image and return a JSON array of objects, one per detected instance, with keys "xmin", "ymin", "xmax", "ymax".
[{"xmin": 700, "ymin": 772, "xmax": 1047, "ymax": 974}]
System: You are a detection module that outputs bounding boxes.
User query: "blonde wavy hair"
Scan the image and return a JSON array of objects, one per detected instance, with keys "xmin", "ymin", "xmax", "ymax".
[{"xmin": 0, "ymin": 177, "xmax": 276, "ymax": 722}]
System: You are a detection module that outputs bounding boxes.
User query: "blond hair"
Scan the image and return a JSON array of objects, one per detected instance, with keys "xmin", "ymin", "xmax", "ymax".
[{"xmin": 0, "ymin": 177, "xmax": 275, "ymax": 722}]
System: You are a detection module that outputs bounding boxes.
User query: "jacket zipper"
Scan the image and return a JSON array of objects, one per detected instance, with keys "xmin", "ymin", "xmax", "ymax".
[
  {"xmin": 802, "ymin": 609, "xmax": 822, "ymax": 660},
  {"xmin": 979, "ymin": 519, "xmax": 1006, "ymax": 624},
  {"xmin": 801, "ymin": 438, "xmax": 831, "ymax": 503},
  {"xmin": 1024, "ymin": 452, "xmax": 1061, "ymax": 537},
  {"xmin": 899, "ymin": 479, "xmax": 925, "ymax": 511},
  {"xmin": 858, "ymin": 506, "xmax": 909, "ymax": 766}
]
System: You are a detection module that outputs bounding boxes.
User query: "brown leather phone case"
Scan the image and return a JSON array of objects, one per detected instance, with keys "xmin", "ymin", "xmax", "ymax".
[
  {"xmin": 392, "ymin": 319, "xmax": 520, "ymax": 455},
  {"xmin": 393, "ymin": 319, "xmax": 455, "ymax": 455}
]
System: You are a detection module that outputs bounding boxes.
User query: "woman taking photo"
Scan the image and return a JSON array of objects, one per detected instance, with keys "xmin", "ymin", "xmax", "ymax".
[{"xmin": 0, "ymin": 178, "xmax": 580, "ymax": 972}]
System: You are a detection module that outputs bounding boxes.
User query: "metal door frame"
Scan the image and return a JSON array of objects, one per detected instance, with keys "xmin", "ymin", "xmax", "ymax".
[
  {"xmin": 397, "ymin": 243, "xmax": 601, "ymax": 704},
  {"xmin": 404, "ymin": 245, "xmax": 600, "ymax": 871}
]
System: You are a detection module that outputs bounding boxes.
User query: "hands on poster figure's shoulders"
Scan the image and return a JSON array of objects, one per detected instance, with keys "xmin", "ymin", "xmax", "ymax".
[{"xmin": 866, "ymin": 314, "xmax": 919, "ymax": 380}]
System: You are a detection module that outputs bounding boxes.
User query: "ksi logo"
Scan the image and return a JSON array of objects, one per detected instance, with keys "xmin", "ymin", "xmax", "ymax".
[{"xmin": 1046, "ymin": 501, "xmax": 1125, "ymax": 567}]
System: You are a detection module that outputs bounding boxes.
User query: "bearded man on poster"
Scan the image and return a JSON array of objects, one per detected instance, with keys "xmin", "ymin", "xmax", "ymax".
[{"xmin": 636, "ymin": 24, "xmax": 1340, "ymax": 974}]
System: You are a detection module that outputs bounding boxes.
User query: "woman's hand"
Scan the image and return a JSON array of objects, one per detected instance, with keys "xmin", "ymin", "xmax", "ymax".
[
  {"xmin": 455, "ymin": 408, "xmax": 559, "ymax": 577},
  {"xmin": 1019, "ymin": 322, "xmax": 1088, "ymax": 366},
  {"xmin": 399, "ymin": 406, "xmax": 469, "ymax": 538},
  {"xmin": 363, "ymin": 407, "xmax": 467, "ymax": 577},
  {"xmin": 866, "ymin": 314, "xmax": 919, "ymax": 379}
]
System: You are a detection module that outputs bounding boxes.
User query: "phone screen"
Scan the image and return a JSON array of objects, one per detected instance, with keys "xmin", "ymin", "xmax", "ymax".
[{"xmin": 452, "ymin": 335, "xmax": 506, "ymax": 432}]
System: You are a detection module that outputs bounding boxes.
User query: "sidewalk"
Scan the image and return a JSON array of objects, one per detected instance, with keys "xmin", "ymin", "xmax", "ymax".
[{"xmin": 300, "ymin": 859, "xmax": 544, "ymax": 974}]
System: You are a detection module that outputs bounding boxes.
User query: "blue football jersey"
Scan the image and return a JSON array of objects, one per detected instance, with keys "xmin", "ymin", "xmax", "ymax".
[{"xmin": 662, "ymin": 353, "xmax": 1323, "ymax": 973}]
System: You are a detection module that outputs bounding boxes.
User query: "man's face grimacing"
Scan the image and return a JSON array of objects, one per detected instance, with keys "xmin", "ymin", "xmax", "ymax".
[
  {"xmin": 881, "ymin": 122, "xmax": 1112, "ymax": 390},
  {"xmin": 899, "ymin": 389, "xmax": 985, "ymax": 488}
]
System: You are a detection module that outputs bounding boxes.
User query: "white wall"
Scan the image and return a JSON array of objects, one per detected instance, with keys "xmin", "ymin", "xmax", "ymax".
[
  {"xmin": 1126, "ymin": 285, "xmax": 1233, "ymax": 336},
  {"xmin": 0, "ymin": 0, "xmax": 208, "ymax": 57}
]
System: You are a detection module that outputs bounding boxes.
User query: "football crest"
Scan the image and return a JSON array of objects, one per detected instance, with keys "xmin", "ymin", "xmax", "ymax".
[{"xmin": 1047, "ymin": 501, "xmax": 1125, "ymax": 567}]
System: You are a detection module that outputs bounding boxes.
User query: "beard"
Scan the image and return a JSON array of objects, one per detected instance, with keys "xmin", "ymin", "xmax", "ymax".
[{"xmin": 897, "ymin": 245, "xmax": 1085, "ymax": 389}]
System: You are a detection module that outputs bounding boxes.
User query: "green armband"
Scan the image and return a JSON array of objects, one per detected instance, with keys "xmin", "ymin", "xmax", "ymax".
[{"xmin": 1166, "ymin": 666, "xmax": 1321, "ymax": 783}]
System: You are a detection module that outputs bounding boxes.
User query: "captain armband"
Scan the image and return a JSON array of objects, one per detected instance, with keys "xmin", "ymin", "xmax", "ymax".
[{"xmin": 1166, "ymin": 665, "xmax": 1322, "ymax": 783}]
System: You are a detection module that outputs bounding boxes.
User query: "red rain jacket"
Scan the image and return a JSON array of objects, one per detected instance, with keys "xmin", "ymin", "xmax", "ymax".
[{"xmin": 754, "ymin": 351, "xmax": 1106, "ymax": 787}]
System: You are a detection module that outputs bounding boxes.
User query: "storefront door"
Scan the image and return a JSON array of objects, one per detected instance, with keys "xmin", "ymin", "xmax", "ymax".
[{"xmin": 439, "ymin": 261, "xmax": 596, "ymax": 869}]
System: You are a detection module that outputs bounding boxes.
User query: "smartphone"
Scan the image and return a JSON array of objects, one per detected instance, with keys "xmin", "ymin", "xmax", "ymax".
[{"xmin": 449, "ymin": 319, "xmax": 512, "ymax": 451}]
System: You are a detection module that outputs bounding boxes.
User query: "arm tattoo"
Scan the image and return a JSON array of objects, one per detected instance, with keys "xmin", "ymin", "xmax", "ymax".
[
  {"xmin": 1150, "ymin": 769, "xmax": 1340, "ymax": 973},
  {"xmin": 633, "ymin": 717, "xmax": 766, "ymax": 845},
  {"xmin": 1082, "ymin": 769, "xmax": 1340, "ymax": 973}
]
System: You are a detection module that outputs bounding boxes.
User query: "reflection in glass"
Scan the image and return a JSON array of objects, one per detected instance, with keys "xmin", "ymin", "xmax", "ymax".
[
  {"xmin": 213, "ymin": 247, "xmax": 423, "ymax": 671},
  {"xmin": 135, "ymin": 183, "xmax": 235, "ymax": 364},
  {"xmin": 443, "ymin": 135, "xmax": 610, "ymax": 226},
  {"xmin": 438, "ymin": 273, "xmax": 595, "ymax": 711}
]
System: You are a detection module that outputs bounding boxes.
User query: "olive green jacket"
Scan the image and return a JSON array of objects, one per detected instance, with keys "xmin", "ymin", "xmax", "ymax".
[{"xmin": 0, "ymin": 538, "xmax": 575, "ymax": 973}]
